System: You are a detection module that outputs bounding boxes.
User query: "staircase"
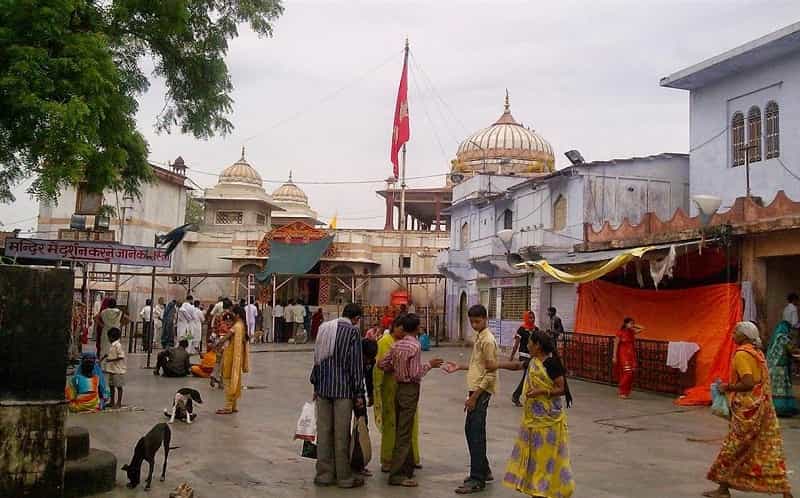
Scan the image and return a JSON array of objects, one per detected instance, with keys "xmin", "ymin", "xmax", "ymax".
[{"xmin": 63, "ymin": 426, "xmax": 117, "ymax": 498}]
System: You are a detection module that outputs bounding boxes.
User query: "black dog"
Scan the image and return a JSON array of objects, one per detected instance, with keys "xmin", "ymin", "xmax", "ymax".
[
  {"xmin": 164, "ymin": 387, "xmax": 203, "ymax": 424},
  {"xmin": 122, "ymin": 423, "xmax": 176, "ymax": 490}
]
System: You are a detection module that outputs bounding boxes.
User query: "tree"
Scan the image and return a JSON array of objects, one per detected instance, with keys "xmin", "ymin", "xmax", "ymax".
[
  {"xmin": 0, "ymin": 0, "xmax": 283, "ymax": 203},
  {"xmin": 184, "ymin": 193, "xmax": 204, "ymax": 225}
]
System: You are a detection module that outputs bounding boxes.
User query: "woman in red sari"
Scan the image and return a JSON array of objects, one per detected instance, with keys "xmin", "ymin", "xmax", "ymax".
[{"xmin": 613, "ymin": 317, "xmax": 644, "ymax": 399}]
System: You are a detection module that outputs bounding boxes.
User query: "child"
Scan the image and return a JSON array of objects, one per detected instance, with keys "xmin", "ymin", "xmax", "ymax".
[
  {"xmin": 103, "ymin": 327, "xmax": 127, "ymax": 409},
  {"xmin": 445, "ymin": 304, "xmax": 498, "ymax": 495}
]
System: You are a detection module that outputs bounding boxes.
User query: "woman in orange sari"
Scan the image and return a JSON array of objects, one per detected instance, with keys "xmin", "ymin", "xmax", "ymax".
[
  {"xmin": 704, "ymin": 322, "xmax": 793, "ymax": 498},
  {"xmin": 612, "ymin": 317, "xmax": 644, "ymax": 399}
]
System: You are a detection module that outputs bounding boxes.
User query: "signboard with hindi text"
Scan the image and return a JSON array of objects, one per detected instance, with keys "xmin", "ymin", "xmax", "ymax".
[{"xmin": 4, "ymin": 238, "xmax": 171, "ymax": 268}]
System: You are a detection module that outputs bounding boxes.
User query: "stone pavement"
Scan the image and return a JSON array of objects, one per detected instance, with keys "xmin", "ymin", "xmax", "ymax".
[{"xmin": 70, "ymin": 349, "xmax": 800, "ymax": 498}]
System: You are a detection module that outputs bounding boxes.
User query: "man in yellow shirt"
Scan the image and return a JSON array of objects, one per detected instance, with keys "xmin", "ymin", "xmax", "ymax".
[{"xmin": 447, "ymin": 304, "xmax": 498, "ymax": 495}]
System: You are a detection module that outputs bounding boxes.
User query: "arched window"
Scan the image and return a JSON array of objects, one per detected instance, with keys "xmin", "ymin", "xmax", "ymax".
[
  {"xmin": 460, "ymin": 221, "xmax": 469, "ymax": 249},
  {"xmin": 765, "ymin": 101, "xmax": 780, "ymax": 159},
  {"xmin": 731, "ymin": 112, "xmax": 745, "ymax": 167},
  {"xmin": 503, "ymin": 209, "xmax": 513, "ymax": 230},
  {"xmin": 552, "ymin": 195, "xmax": 567, "ymax": 231},
  {"xmin": 747, "ymin": 106, "xmax": 761, "ymax": 162}
]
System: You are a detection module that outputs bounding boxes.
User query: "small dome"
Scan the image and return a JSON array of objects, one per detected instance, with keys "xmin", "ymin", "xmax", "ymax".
[
  {"xmin": 219, "ymin": 147, "xmax": 263, "ymax": 186},
  {"xmin": 272, "ymin": 172, "xmax": 308, "ymax": 206},
  {"xmin": 453, "ymin": 92, "xmax": 554, "ymax": 177}
]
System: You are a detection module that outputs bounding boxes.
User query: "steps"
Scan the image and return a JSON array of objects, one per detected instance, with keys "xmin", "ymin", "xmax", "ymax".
[{"xmin": 63, "ymin": 426, "xmax": 117, "ymax": 498}]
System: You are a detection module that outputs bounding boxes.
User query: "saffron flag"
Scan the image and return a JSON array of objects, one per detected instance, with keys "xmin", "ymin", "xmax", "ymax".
[
  {"xmin": 329, "ymin": 214, "xmax": 337, "ymax": 230},
  {"xmin": 390, "ymin": 54, "xmax": 410, "ymax": 177}
]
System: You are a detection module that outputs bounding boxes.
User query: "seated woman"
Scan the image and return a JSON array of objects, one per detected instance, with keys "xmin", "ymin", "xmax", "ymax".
[
  {"xmin": 191, "ymin": 346, "xmax": 217, "ymax": 379},
  {"xmin": 65, "ymin": 352, "xmax": 110, "ymax": 413}
]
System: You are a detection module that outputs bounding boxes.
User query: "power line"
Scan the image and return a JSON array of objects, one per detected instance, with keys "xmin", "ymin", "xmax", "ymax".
[
  {"xmin": 408, "ymin": 62, "xmax": 449, "ymax": 160},
  {"xmin": 2, "ymin": 215, "xmax": 38, "ymax": 227},
  {"xmin": 409, "ymin": 51, "xmax": 469, "ymax": 139},
  {"xmin": 241, "ymin": 49, "xmax": 402, "ymax": 143},
  {"xmin": 776, "ymin": 157, "xmax": 800, "ymax": 182},
  {"xmin": 690, "ymin": 125, "xmax": 729, "ymax": 153},
  {"xmin": 182, "ymin": 166, "xmax": 448, "ymax": 185}
]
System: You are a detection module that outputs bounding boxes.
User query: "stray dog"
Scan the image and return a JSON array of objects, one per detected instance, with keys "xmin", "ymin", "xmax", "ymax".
[
  {"xmin": 252, "ymin": 330, "xmax": 264, "ymax": 344},
  {"xmin": 122, "ymin": 423, "xmax": 177, "ymax": 490},
  {"xmin": 165, "ymin": 388, "xmax": 202, "ymax": 424}
]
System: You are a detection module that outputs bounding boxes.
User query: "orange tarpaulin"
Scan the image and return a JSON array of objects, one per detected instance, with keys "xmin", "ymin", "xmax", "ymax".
[{"xmin": 575, "ymin": 280, "xmax": 742, "ymax": 405}]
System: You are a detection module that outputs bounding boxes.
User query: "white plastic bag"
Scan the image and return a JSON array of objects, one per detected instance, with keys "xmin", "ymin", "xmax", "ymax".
[{"xmin": 294, "ymin": 401, "xmax": 316, "ymax": 442}]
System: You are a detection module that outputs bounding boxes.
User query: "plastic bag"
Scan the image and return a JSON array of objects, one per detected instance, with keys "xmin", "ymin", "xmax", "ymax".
[
  {"xmin": 350, "ymin": 416, "xmax": 371, "ymax": 469},
  {"xmin": 301, "ymin": 440, "xmax": 317, "ymax": 459},
  {"xmin": 710, "ymin": 379, "xmax": 730, "ymax": 419},
  {"xmin": 294, "ymin": 401, "xmax": 316, "ymax": 441}
]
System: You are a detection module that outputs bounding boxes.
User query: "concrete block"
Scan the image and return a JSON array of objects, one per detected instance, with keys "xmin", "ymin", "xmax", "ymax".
[
  {"xmin": 65, "ymin": 427, "xmax": 90, "ymax": 461},
  {"xmin": 63, "ymin": 449, "xmax": 117, "ymax": 498}
]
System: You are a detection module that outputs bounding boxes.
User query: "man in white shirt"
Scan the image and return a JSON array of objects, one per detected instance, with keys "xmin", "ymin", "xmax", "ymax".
[
  {"xmin": 210, "ymin": 296, "xmax": 224, "ymax": 329},
  {"xmin": 177, "ymin": 296, "xmax": 197, "ymax": 353},
  {"xmin": 262, "ymin": 302, "xmax": 273, "ymax": 343},
  {"xmin": 139, "ymin": 299, "xmax": 153, "ymax": 353},
  {"xmin": 245, "ymin": 296, "xmax": 258, "ymax": 341},
  {"xmin": 191, "ymin": 300, "xmax": 205, "ymax": 353},
  {"xmin": 273, "ymin": 301, "xmax": 285, "ymax": 342},
  {"xmin": 292, "ymin": 299, "xmax": 306, "ymax": 342}
]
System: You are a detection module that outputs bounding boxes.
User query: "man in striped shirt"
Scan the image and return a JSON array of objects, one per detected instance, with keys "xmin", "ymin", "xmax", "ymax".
[
  {"xmin": 310, "ymin": 303, "xmax": 365, "ymax": 489},
  {"xmin": 378, "ymin": 313, "xmax": 443, "ymax": 487}
]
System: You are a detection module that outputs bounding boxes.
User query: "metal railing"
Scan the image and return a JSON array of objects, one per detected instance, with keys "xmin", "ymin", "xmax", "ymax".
[{"xmin": 558, "ymin": 332, "xmax": 695, "ymax": 395}]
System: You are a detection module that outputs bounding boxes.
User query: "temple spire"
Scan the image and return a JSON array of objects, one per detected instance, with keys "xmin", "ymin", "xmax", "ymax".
[
  {"xmin": 289, "ymin": 170, "xmax": 293, "ymax": 182},
  {"xmin": 504, "ymin": 89, "xmax": 510, "ymax": 112},
  {"xmin": 241, "ymin": 145, "xmax": 246, "ymax": 160}
]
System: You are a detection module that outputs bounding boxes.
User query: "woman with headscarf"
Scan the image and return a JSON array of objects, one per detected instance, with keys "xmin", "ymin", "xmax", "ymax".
[
  {"xmin": 766, "ymin": 319, "xmax": 799, "ymax": 417},
  {"xmin": 503, "ymin": 329, "xmax": 575, "ymax": 498},
  {"xmin": 65, "ymin": 352, "xmax": 110, "ymax": 412},
  {"xmin": 511, "ymin": 311, "xmax": 538, "ymax": 407},
  {"xmin": 216, "ymin": 304, "xmax": 249, "ymax": 414},
  {"xmin": 703, "ymin": 322, "xmax": 793, "ymax": 498}
]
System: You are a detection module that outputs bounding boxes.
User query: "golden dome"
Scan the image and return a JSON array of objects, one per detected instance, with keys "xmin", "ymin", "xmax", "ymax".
[
  {"xmin": 219, "ymin": 147, "xmax": 263, "ymax": 186},
  {"xmin": 453, "ymin": 92, "xmax": 554, "ymax": 177},
  {"xmin": 272, "ymin": 172, "xmax": 309, "ymax": 206}
]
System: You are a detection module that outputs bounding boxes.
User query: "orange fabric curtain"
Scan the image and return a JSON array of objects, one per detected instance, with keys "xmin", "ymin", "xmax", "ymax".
[{"xmin": 575, "ymin": 280, "xmax": 742, "ymax": 405}]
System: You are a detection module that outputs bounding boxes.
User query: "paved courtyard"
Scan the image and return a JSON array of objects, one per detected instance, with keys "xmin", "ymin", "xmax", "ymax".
[{"xmin": 70, "ymin": 347, "xmax": 800, "ymax": 498}]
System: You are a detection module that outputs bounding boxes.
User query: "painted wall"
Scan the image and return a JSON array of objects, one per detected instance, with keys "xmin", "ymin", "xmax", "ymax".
[{"xmin": 687, "ymin": 52, "xmax": 800, "ymax": 210}]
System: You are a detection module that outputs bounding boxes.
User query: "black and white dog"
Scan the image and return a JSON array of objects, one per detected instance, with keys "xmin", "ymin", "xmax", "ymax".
[{"xmin": 164, "ymin": 388, "xmax": 202, "ymax": 424}]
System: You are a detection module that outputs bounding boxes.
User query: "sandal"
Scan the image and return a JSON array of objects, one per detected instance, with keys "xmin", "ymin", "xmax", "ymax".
[
  {"xmin": 389, "ymin": 478, "xmax": 418, "ymax": 487},
  {"xmin": 338, "ymin": 477, "xmax": 365, "ymax": 489},
  {"xmin": 215, "ymin": 408, "xmax": 234, "ymax": 415},
  {"xmin": 455, "ymin": 481, "xmax": 485, "ymax": 494}
]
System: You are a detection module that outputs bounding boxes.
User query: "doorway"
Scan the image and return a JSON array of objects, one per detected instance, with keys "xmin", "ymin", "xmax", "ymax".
[{"xmin": 459, "ymin": 291, "xmax": 468, "ymax": 341}]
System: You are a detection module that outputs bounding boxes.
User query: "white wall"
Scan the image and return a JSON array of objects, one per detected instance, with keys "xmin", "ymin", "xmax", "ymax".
[{"xmin": 688, "ymin": 52, "xmax": 800, "ymax": 210}]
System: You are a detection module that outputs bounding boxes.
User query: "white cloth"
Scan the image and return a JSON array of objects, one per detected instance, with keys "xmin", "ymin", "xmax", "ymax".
[
  {"xmin": 177, "ymin": 302, "xmax": 195, "ymax": 348},
  {"xmin": 293, "ymin": 305, "xmax": 306, "ymax": 324},
  {"xmin": 104, "ymin": 340, "xmax": 127, "ymax": 374},
  {"xmin": 741, "ymin": 281, "xmax": 757, "ymax": 323},
  {"xmin": 649, "ymin": 245, "xmax": 677, "ymax": 289},
  {"xmin": 666, "ymin": 341, "xmax": 700, "ymax": 373},
  {"xmin": 314, "ymin": 318, "xmax": 344, "ymax": 365},
  {"xmin": 274, "ymin": 304, "xmax": 285, "ymax": 319},
  {"xmin": 245, "ymin": 303, "xmax": 258, "ymax": 334},
  {"xmin": 153, "ymin": 304, "xmax": 164, "ymax": 330},
  {"xmin": 782, "ymin": 303, "xmax": 799, "ymax": 328}
]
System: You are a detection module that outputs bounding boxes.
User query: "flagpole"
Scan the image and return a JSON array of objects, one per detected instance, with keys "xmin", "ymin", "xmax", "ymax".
[{"xmin": 399, "ymin": 38, "xmax": 409, "ymax": 276}]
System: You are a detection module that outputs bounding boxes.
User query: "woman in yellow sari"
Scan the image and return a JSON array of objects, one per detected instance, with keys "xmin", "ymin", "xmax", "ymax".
[
  {"xmin": 216, "ymin": 305, "xmax": 249, "ymax": 415},
  {"xmin": 373, "ymin": 315, "xmax": 420, "ymax": 472},
  {"xmin": 504, "ymin": 330, "xmax": 574, "ymax": 498},
  {"xmin": 704, "ymin": 322, "xmax": 792, "ymax": 498}
]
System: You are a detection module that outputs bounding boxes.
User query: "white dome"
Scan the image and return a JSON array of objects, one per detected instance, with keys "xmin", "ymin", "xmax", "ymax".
[
  {"xmin": 453, "ymin": 93, "xmax": 554, "ymax": 176},
  {"xmin": 272, "ymin": 172, "xmax": 309, "ymax": 206},
  {"xmin": 219, "ymin": 147, "xmax": 263, "ymax": 186}
]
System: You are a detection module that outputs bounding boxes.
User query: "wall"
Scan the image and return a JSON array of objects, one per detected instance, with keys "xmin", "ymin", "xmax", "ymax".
[
  {"xmin": 765, "ymin": 255, "xmax": 800, "ymax": 334},
  {"xmin": 688, "ymin": 52, "xmax": 800, "ymax": 210}
]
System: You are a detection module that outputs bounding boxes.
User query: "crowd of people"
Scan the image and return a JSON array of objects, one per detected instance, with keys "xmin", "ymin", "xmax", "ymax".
[{"xmin": 69, "ymin": 291, "xmax": 798, "ymax": 498}]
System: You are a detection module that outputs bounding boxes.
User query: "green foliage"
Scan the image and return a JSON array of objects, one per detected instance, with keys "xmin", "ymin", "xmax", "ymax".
[
  {"xmin": 184, "ymin": 193, "xmax": 203, "ymax": 225},
  {"xmin": 0, "ymin": 0, "xmax": 283, "ymax": 203}
]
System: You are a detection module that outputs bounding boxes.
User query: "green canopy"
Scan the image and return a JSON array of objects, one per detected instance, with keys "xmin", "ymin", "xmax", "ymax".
[{"xmin": 255, "ymin": 236, "xmax": 333, "ymax": 282}]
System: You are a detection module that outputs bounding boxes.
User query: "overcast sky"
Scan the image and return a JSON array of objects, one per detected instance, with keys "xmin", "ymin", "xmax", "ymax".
[{"xmin": 4, "ymin": 0, "xmax": 800, "ymax": 231}]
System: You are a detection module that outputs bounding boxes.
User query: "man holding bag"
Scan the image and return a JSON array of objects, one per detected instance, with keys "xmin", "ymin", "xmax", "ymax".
[{"xmin": 310, "ymin": 303, "xmax": 366, "ymax": 489}]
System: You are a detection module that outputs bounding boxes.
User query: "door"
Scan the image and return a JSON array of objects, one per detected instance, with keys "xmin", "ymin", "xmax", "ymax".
[
  {"xmin": 459, "ymin": 292, "xmax": 468, "ymax": 341},
  {"xmin": 548, "ymin": 283, "xmax": 577, "ymax": 332}
]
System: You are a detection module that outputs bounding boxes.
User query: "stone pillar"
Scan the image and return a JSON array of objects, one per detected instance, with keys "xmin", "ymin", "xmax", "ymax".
[
  {"xmin": 0, "ymin": 266, "xmax": 73, "ymax": 498},
  {"xmin": 318, "ymin": 261, "xmax": 332, "ymax": 305},
  {"xmin": 384, "ymin": 191, "xmax": 395, "ymax": 231},
  {"xmin": 529, "ymin": 275, "xmax": 544, "ymax": 324}
]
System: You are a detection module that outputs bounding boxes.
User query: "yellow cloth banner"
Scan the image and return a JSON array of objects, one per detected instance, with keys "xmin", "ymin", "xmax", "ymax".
[{"xmin": 517, "ymin": 246, "xmax": 654, "ymax": 284}]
